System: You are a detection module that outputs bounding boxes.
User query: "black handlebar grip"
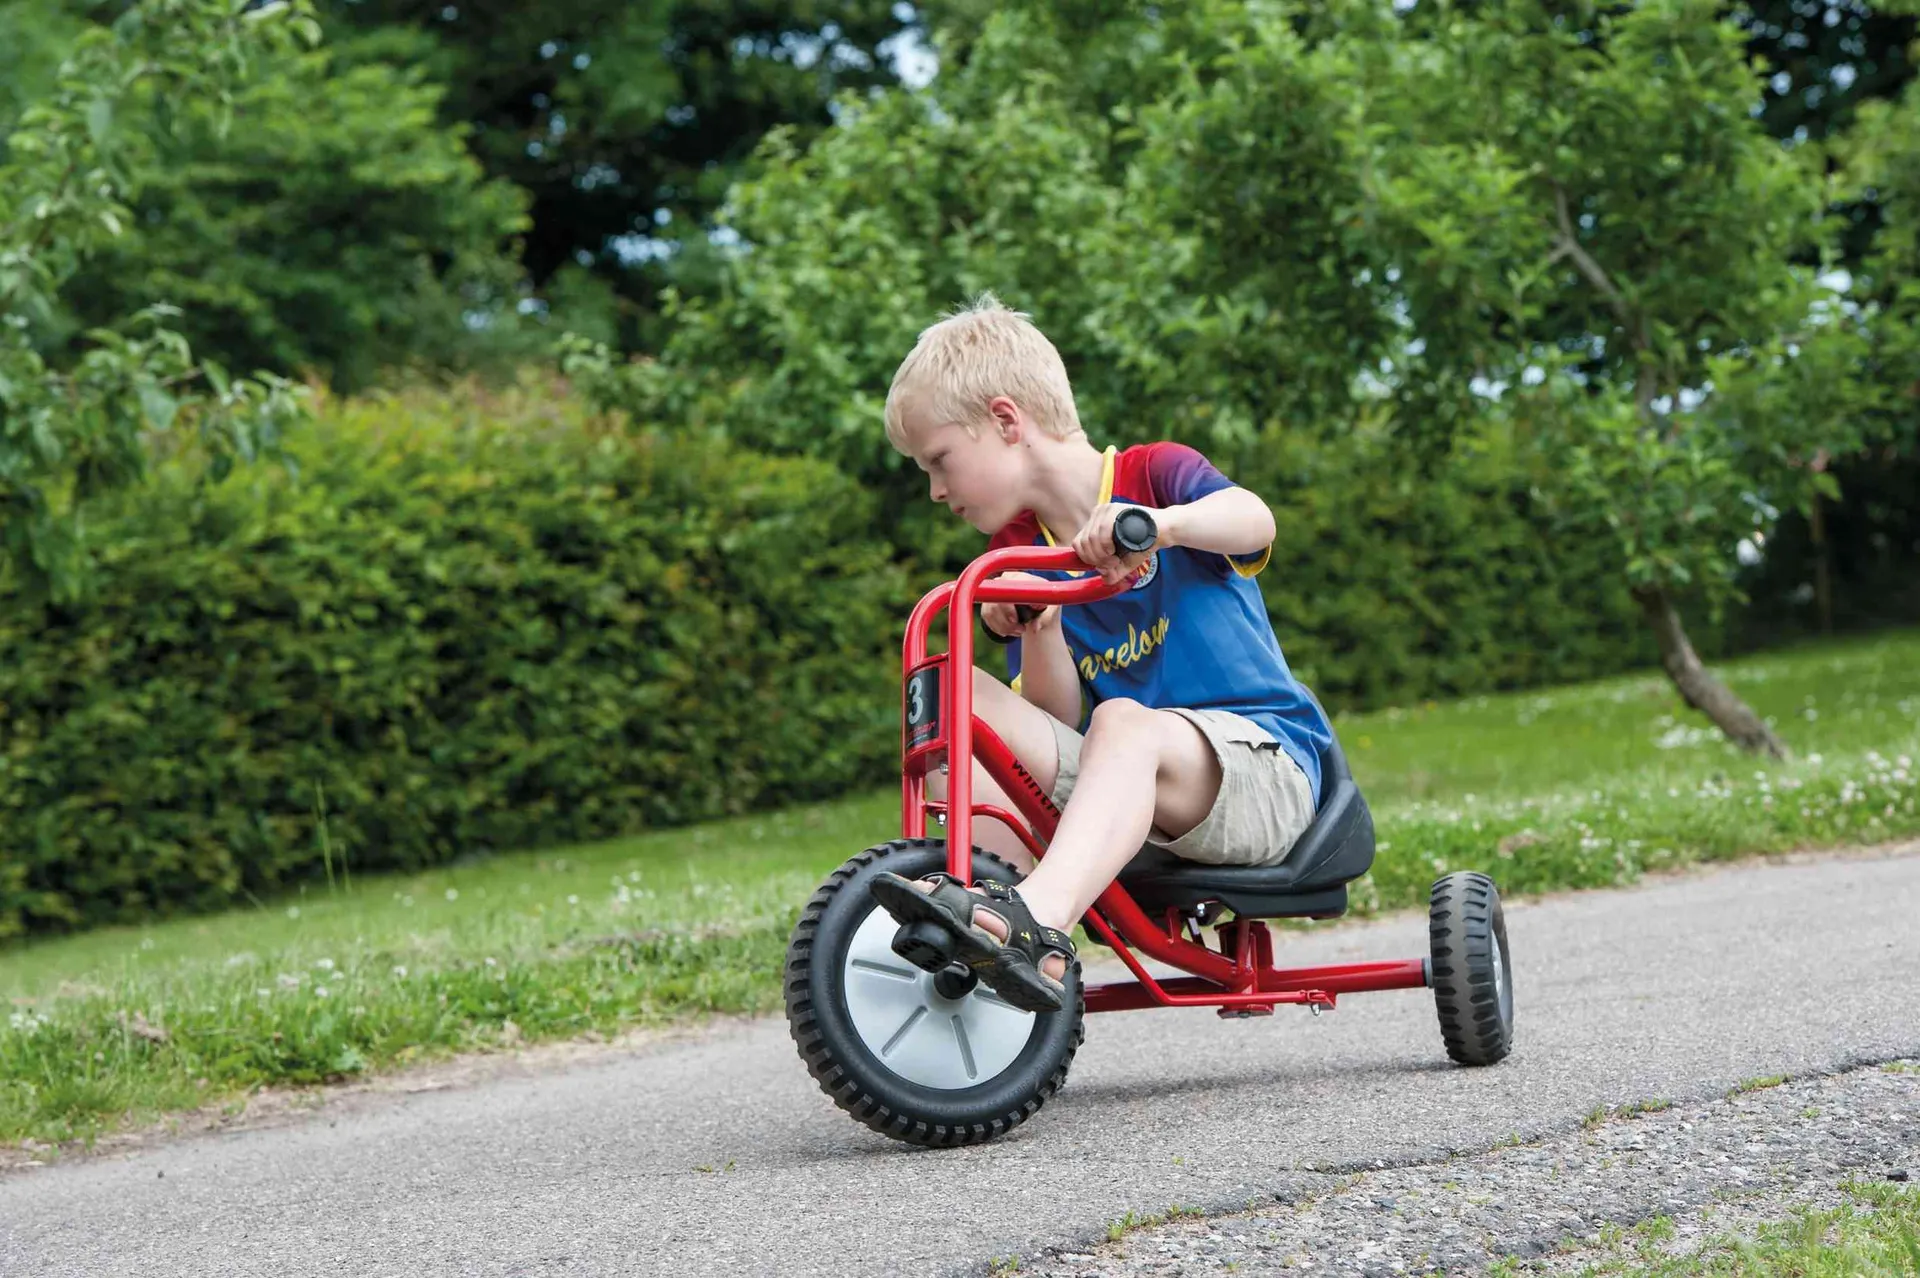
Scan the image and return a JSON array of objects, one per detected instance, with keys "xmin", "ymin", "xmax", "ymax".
[
  {"xmin": 982, "ymin": 603, "xmax": 1037, "ymax": 644},
  {"xmin": 986, "ymin": 509, "xmax": 1155, "ymax": 641},
  {"xmin": 1113, "ymin": 507, "xmax": 1158, "ymax": 556}
]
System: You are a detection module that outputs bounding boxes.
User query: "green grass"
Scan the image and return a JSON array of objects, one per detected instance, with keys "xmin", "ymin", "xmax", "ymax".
[
  {"xmin": 3, "ymin": 629, "xmax": 1918, "ymax": 1151},
  {"xmin": 1345, "ymin": 629, "xmax": 1918, "ymax": 805},
  {"xmin": 1535, "ymin": 1181, "xmax": 1920, "ymax": 1276}
]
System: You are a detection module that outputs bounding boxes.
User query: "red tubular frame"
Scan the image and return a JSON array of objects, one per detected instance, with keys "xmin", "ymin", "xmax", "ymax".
[{"xmin": 899, "ymin": 545, "xmax": 1429, "ymax": 1016}]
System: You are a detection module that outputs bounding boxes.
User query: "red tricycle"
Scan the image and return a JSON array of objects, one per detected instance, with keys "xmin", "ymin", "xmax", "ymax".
[{"xmin": 784, "ymin": 508, "xmax": 1514, "ymax": 1145}]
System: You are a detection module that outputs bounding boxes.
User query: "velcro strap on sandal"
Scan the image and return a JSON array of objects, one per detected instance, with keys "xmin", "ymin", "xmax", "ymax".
[{"xmin": 1034, "ymin": 925, "xmax": 1074, "ymax": 957}]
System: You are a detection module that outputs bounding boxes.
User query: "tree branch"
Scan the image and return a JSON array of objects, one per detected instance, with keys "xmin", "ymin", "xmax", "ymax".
[
  {"xmin": 1550, "ymin": 181, "xmax": 1660, "ymax": 416},
  {"xmin": 1552, "ymin": 184, "xmax": 1633, "ymax": 329}
]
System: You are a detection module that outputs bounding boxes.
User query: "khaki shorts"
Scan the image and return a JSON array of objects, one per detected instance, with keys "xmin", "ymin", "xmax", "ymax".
[{"xmin": 1047, "ymin": 707, "xmax": 1316, "ymax": 867}]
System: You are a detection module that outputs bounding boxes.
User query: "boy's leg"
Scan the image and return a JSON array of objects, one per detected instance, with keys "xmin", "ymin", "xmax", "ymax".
[
  {"xmin": 922, "ymin": 667, "xmax": 1071, "ymax": 873},
  {"xmin": 907, "ymin": 696, "xmax": 1223, "ymax": 983}
]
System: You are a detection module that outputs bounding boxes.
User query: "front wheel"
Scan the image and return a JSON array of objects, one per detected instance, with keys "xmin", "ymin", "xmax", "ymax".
[
  {"xmin": 784, "ymin": 838, "xmax": 1084, "ymax": 1146},
  {"xmin": 1428, "ymin": 870, "xmax": 1514, "ymax": 1066}
]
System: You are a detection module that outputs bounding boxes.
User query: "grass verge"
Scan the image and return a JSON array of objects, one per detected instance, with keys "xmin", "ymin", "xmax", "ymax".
[
  {"xmin": 3, "ymin": 629, "xmax": 1918, "ymax": 1151},
  {"xmin": 1505, "ymin": 1180, "xmax": 1920, "ymax": 1275}
]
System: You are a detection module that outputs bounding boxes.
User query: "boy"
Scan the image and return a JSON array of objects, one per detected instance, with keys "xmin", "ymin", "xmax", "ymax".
[{"xmin": 869, "ymin": 294, "xmax": 1332, "ymax": 1014}]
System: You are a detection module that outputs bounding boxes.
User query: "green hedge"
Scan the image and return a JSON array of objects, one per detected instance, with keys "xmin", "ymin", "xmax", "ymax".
[
  {"xmin": 1231, "ymin": 427, "xmax": 1654, "ymax": 707},
  {"xmin": 0, "ymin": 386, "xmax": 910, "ymax": 938}
]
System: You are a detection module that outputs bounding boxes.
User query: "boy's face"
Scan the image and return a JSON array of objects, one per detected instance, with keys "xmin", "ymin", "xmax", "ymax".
[{"xmin": 900, "ymin": 395, "xmax": 1029, "ymax": 535}]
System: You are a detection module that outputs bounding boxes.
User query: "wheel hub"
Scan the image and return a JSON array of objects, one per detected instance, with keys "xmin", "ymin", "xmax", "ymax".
[{"xmin": 842, "ymin": 904, "xmax": 1036, "ymax": 1090}]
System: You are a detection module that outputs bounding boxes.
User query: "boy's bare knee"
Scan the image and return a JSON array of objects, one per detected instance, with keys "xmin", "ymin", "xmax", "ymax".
[{"xmin": 1086, "ymin": 696, "xmax": 1151, "ymax": 736}]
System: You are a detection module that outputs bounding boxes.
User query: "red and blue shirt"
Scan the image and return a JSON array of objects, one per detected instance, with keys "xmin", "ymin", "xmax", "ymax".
[{"xmin": 994, "ymin": 443, "xmax": 1332, "ymax": 803}]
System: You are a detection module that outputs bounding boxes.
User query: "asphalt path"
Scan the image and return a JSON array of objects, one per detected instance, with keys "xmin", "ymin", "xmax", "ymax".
[{"xmin": 4, "ymin": 845, "xmax": 1917, "ymax": 1277}]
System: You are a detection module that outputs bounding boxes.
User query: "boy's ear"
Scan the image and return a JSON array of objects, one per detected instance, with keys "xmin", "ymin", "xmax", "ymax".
[{"xmin": 986, "ymin": 395, "xmax": 1023, "ymax": 443}]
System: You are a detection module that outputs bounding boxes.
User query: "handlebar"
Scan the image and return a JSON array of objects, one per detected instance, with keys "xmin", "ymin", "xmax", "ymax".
[{"xmin": 1002, "ymin": 507, "xmax": 1159, "ymax": 630}]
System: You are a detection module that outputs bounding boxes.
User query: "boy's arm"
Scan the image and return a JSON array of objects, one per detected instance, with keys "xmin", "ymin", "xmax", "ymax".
[
  {"xmin": 1159, "ymin": 487, "xmax": 1275, "ymax": 559},
  {"xmin": 1075, "ymin": 485, "xmax": 1276, "ymax": 585},
  {"xmin": 1011, "ymin": 622, "xmax": 1083, "ymax": 729}
]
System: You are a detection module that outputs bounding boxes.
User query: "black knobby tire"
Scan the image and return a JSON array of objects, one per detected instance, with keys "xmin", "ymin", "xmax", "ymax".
[
  {"xmin": 1428, "ymin": 870, "xmax": 1514, "ymax": 1066},
  {"xmin": 784, "ymin": 839, "xmax": 1085, "ymax": 1146}
]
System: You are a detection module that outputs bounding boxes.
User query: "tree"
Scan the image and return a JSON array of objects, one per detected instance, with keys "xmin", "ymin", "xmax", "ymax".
[
  {"xmin": 326, "ymin": 1, "xmax": 920, "ymax": 346},
  {"xmin": 1833, "ymin": 47, "xmax": 1920, "ymax": 426},
  {"xmin": 57, "ymin": 46, "xmax": 533, "ymax": 392},
  {"xmin": 0, "ymin": 0, "xmax": 314, "ymax": 599},
  {"xmin": 560, "ymin": 8, "xmax": 1146, "ymax": 568},
  {"xmin": 1732, "ymin": 1, "xmax": 1920, "ymax": 635},
  {"xmin": 573, "ymin": 0, "xmax": 1908, "ymax": 754},
  {"xmin": 1737, "ymin": 0, "xmax": 1918, "ymax": 147},
  {"xmin": 1327, "ymin": 0, "xmax": 1899, "ymax": 755}
]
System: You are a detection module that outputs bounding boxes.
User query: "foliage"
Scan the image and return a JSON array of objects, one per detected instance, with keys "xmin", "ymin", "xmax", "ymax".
[
  {"xmin": 1230, "ymin": 414, "xmax": 1654, "ymax": 706},
  {"xmin": 54, "ymin": 44, "xmax": 533, "ymax": 392},
  {"xmin": 1737, "ymin": 0, "xmax": 1919, "ymax": 146},
  {"xmin": 0, "ymin": 380, "xmax": 909, "ymax": 938},
  {"xmin": 0, "ymin": 2, "xmax": 83, "ymax": 137},
  {"xmin": 0, "ymin": 0, "xmax": 316, "ymax": 600},
  {"xmin": 324, "ymin": 0, "xmax": 921, "ymax": 345},
  {"xmin": 559, "ymin": 34, "xmax": 1129, "ymax": 492},
  {"xmin": 1837, "ymin": 59, "xmax": 1920, "ymax": 406},
  {"xmin": 562, "ymin": 2, "xmax": 1416, "ymax": 478}
]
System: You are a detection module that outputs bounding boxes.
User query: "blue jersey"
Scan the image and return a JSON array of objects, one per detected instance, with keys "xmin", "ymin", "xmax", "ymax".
[{"xmin": 995, "ymin": 443, "xmax": 1332, "ymax": 803}]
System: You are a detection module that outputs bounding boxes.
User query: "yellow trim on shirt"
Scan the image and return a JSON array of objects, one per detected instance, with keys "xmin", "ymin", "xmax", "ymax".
[{"xmin": 1229, "ymin": 545, "xmax": 1272, "ymax": 578}]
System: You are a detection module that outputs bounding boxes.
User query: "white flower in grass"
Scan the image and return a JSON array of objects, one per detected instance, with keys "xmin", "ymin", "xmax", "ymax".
[
  {"xmin": 315, "ymin": 986, "xmax": 331, "ymax": 999},
  {"xmin": 391, "ymin": 965, "xmax": 408, "ymax": 979},
  {"xmin": 445, "ymin": 888, "xmax": 459, "ymax": 902},
  {"xmin": 567, "ymin": 895, "xmax": 579, "ymax": 905},
  {"xmin": 286, "ymin": 906, "xmax": 301, "ymax": 919},
  {"xmin": 314, "ymin": 958, "xmax": 335, "ymax": 972},
  {"xmin": 277, "ymin": 973, "xmax": 302, "ymax": 990}
]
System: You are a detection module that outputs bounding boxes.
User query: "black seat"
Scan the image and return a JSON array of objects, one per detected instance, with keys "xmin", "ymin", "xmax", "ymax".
[{"xmin": 1114, "ymin": 691, "xmax": 1374, "ymax": 920}]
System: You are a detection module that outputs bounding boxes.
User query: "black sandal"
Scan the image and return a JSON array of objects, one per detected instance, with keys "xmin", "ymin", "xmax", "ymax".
[
  {"xmin": 869, "ymin": 873, "xmax": 1077, "ymax": 1012},
  {"xmin": 869, "ymin": 872, "xmax": 1008, "ymax": 972},
  {"xmin": 969, "ymin": 880, "xmax": 1078, "ymax": 1014}
]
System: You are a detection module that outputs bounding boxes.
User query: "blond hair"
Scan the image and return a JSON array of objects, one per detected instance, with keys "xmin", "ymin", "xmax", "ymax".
[{"xmin": 883, "ymin": 293, "xmax": 1083, "ymax": 451}]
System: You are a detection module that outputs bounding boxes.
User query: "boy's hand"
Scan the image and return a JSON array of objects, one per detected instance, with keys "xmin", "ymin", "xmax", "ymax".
[
  {"xmin": 1073, "ymin": 503, "xmax": 1167, "ymax": 587},
  {"xmin": 982, "ymin": 571, "xmax": 1060, "ymax": 640}
]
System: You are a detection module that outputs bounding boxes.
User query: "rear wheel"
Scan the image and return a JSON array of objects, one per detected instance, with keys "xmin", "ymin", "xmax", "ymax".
[
  {"xmin": 784, "ymin": 839, "xmax": 1084, "ymax": 1146},
  {"xmin": 1428, "ymin": 870, "xmax": 1514, "ymax": 1066}
]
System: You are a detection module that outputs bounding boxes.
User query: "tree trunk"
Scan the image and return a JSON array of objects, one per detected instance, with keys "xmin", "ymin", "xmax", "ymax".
[
  {"xmin": 1633, "ymin": 585, "xmax": 1790, "ymax": 759},
  {"xmin": 1809, "ymin": 490, "xmax": 1834, "ymax": 636}
]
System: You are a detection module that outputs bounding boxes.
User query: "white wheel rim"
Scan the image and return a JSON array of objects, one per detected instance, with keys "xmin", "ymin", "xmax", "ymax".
[
  {"xmin": 1491, "ymin": 930, "xmax": 1509, "ymax": 1014},
  {"xmin": 842, "ymin": 903, "xmax": 1037, "ymax": 1090}
]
